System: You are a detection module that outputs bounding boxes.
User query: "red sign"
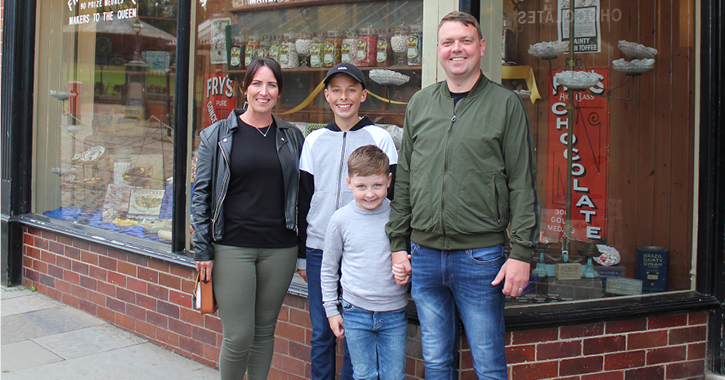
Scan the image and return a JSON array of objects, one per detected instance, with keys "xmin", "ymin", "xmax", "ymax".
[
  {"xmin": 544, "ymin": 67, "xmax": 609, "ymax": 241},
  {"xmin": 204, "ymin": 73, "xmax": 236, "ymax": 126}
]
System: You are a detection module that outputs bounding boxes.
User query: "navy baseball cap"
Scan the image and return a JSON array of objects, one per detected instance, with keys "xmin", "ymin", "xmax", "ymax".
[{"xmin": 324, "ymin": 63, "xmax": 366, "ymax": 89}]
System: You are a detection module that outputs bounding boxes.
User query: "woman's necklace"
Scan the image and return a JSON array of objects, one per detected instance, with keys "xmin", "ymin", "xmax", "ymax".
[{"xmin": 241, "ymin": 115, "xmax": 273, "ymax": 137}]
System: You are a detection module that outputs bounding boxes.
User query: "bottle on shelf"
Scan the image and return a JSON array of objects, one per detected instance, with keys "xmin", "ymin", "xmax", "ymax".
[
  {"xmin": 358, "ymin": 27, "xmax": 377, "ymax": 67},
  {"xmin": 407, "ymin": 24, "xmax": 422, "ymax": 66},
  {"xmin": 341, "ymin": 29, "xmax": 358, "ymax": 65},
  {"xmin": 502, "ymin": 13, "xmax": 516, "ymax": 64},
  {"xmin": 376, "ymin": 29, "xmax": 393, "ymax": 67}
]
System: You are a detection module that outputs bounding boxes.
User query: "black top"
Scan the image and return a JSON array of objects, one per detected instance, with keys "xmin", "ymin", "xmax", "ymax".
[
  {"xmin": 216, "ymin": 118, "xmax": 297, "ymax": 248},
  {"xmin": 450, "ymin": 90, "xmax": 470, "ymax": 107}
]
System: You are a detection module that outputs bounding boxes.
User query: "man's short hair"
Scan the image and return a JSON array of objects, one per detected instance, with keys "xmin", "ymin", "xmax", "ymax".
[
  {"xmin": 438, "ymin": 11, "xmax": 483, "ymax": 40},
  {"xmin": 348, "ymin": 145, "xmax": 390, "ymax": 178}
]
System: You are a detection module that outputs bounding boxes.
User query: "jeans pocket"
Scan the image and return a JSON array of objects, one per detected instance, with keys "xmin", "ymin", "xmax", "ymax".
[
  {"xmin": 466, "ymin": 245, "xmax": 505, "ymax": 264},
  {"xmin": 341, "ymin": 299, "xmax": 354, "ymax": 311},
  {"xmin": 410, "ymin": 241, "xmax": 421, "ymax": 256}
]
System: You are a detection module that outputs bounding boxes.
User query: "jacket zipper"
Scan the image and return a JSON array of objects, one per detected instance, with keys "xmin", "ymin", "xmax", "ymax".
[
  {"xmin": 335, "ymin": 132, "xmax": 348, "ymax": 209},
  {"xmin": 494, "ymin": 183, "xmax": 501, "ymax": 224},
  {"xmin": 212, "ymin": 140, "xmax": 230, "ymax": 233},
  {"xmin": 441, "ymin": 113, "xmax": 456, "ymax": 250}
]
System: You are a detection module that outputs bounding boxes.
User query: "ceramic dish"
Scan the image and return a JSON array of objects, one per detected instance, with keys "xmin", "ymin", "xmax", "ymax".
[
  {"xmin": 528, "ymin": 41, "xmax": 569, "ymax": 60},
  {"xmin": 369, "ymin": 69, "xmax": 410, "ymax": 86},
  {"xmin": 617, "ymin": 40, "xmax": 658, "ymax": 59},
  {"xmin": 554, "ymin": 70, "xmax": 600, "ymax": 90},
  {"xmin": 612, "ymin": 58, "xmax": 655, "ymax": 74}
]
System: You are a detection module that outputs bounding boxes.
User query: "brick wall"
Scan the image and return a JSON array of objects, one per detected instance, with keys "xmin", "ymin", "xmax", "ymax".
[{"xmin": 22, "ymin": 227, "xmax": 707, "ymax": 380}]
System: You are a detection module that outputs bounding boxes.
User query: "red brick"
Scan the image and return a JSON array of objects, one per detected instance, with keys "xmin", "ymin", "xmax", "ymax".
[
  {"xmin": 460, "ymin": 348, "xmax": 473, "ymax": 368},
  {"xmin": 79, "ymin": 276, "xmax": 98, "ymax": 291},
  {"xmin": 460, "ymin": 369, "xmax": 477, "ymax": 380},
  {"xmin": 647, "ymin": 346, "xmax": 687, "ymax": 365},
  {"xmin": 24, "ymin": 234, "xmax": 34, "ymax": 245},
  {"xmin": 70, "ymin": 284, "xmax": 88, "ymax": 299},
  {"xmin": 125, "ymin": 252, "xmax": 147, "ymax": 266},
  {"xmin": 147, "ymin": 283, "xmax": 169, "ymax": 301},
  {"xmin": 688, "ymin": 312, "xmax": 707, "ymax": 325},
  {"xmin": 584, "ymin": 335, "xmax": 626, "ymax": 355},
  {"xmin": 147, "ymin": 310, "xmax": 169, "ymax": 328},
  {"xmin": 628, "ymin": 330, "xmax": 668, "ymax": 350},
  {"xmin": 289, "ymin": 307, "xmax": 313, "ymax": 329},
  {"xmin": 65, "ymin": 246, "xmax": 81, "ymax": 259},
  {"xmin": 79, "ymin": 299, "xmax": 96, "ymax": 315},
  {"xmin": 88, "ymin": 266, "xmax": 107, "ymax": 281},
  {"xmin": 170, "ymin": 264, "xmax": 194, "ymax": 279},
  {"xmin": 148, "ymin": 259, "xmax": 170, "ymax": 273},
  {"xmin": 276, "ymin": 322, "xmax": 306, "ymax": 342},
  {"xmin": 181, "ymin": 278, "xmax": 195, "ymax": 294},
  {"xmin": 71, "ymin": 260, "xmax": 89, "ymax": 275},
  {"xmin": 138, "ymin": 267, "xmax": 159, "ymax": 283},
  {"xmin": 157, "ymin": 300, "xmax": 180, "ymax": 319},
  {"xmin": 56, "ymin": 254, "xmax": 73, "ymax": 271},
  {"xmin": 274, "ymin": 337, "xmax": 290, "ymax": 355},
  {"xmin": 127, "ymin": 277, "xmax": 147, "ymax": 293},
  {"xmin": 625, "ymin": 366, "xmax": 664, "ymax": 380},
  {"xmin": 97, "ymin": 306, "xmax": 115, "ymax": 322},
  {"xmin": 27, "ymin": 246, "xmax": 41, "ymax": 259},
  {"xmin": 537, "ymin": 340, "xmax": 582, "ymax": 360},
  {"xmin": 80, "ymin": 250, "xmax": 99, "ymax": 266},
  {"xmin": 58, "ymin": 235, "xmax": 73, "ymax": 246},
  {"xmin": 117, "ymin": 261, "xmax": 137, "ymax": 276},
  {"xmin": 271, "ymin": 354, "xmax": 306, "ymax": 376},
  {"xmin": 47, "ymin": 264, "xmax": 64, "ymax": 279},
  {"xmin": 648, "ymin": 314, "xmax": 688, "ymax": 330},
  {"xmin": 607, "ymin": 318, "xmax": 648, "ymax": 334},
  {"xmin": 107, "ymin": 272, "xmax": 126, "ymax": 287},
  {"xmin": 62, "ymin": 293, "xmax": 80, "ymax": 308},
  {"xmin": 192, "ymin": 326, "xmax": 217, "ymax": 345},
  {"xmin": 88, "ymin": 290, "xmax": 106, "ymax": 306},
  {"xmin": 505, "ymin": 344, "xmax": 535, "ymax": 364},
  {"xmin": 605, "ymin": 350, "xmax": 646, "ymax": 370},
  {"xmin": 169, "ymin": 318, "xmax": 192, "ymax": 337},
  {"xmin": 116, "ymin": 313, "xmax": 135, "ymax": 331},
  {"xmin": 157, "ymin": 328, "xmax": 180, "ymax": 346},
  {"xmin": 179, "ymin": 336, "xmax": 204, "ymax": 356},
  {"xmin": 72, "ymin": 239, "xmax": 90, "ymax": 250},
  {"xmin": 669, "ymin": 326, "xmax": 706, "ymax": 345},
  {"xmin": 560, "ymin": 355, "xmax": 603, "ymax": 376},
  {"xmin": 510, "ymin": 361, "xmax": 558, "ymax": 380},
  {"xmin": 169, "ymin": 289, "xmax": 192, "ymax": 308},
  {"xmin": 33, "ymin": 259, "xmax": 48, "ymax": 272},
  {"xmin": 268, "ymin": 367, "xmax": 286, "ymax": 380},
  {"xmin": 40, "ymin": 250, "xmax": 56, "ymax": 264},
  {"xmin": 98, "ymin": 256, "xmax": 117, "ymax": 271},
  {"xmin": 284, "ymin": 294, "xmax": 308, "ymax": 310},
  {"xmin": 158, "ymin": 273, "xmax": 180, "ymax": 290},
  {"xmin": 116, "ymin": 288, "xmax": 136, "ymax": 303},
  {"xmin": 582, "ymin": 371, "xmax": 624, "ymax": 380},
  {"xmin": 136, "ymin": 293, "xmax": 157, "ymax": 310},
  {"xmin": 204, "ymin": 314, "xmax": 222, "ymax": 334},
  {"xmin": 107, "ymin": 298, "xmax": 126, "ymax": 313},
  {"xmin": 55, "ymin": 279, "xmax": 72, "ymax": 294},
  {"xmin": 203, "ymin": 343, "xmax": 220, "ymax": 362},
  {"xmin": 665, "ymin": 360, "xmax": 704, "ymax": 379},
  {"xmin": 89, "ymin": 243, "xmax": 108, "ymax": 256},
  {"xmin": 46, "ymin": 286, "xmax": 63, "ymax": 301},
  {"xmin": 49, "ymin": 241, "xmax": 64, "ymax": 255},
  {"xmin": 180, "ymin": 307, "xmax": 205, "ymax": 325},
  {"xmin": 687, "ymin": 342, "xmax": 706, "ymax": 360},
  {"xmin": 278, "ymin": 305, "xmax": 289, "ymax": 322},
  {"xmin": 35, "ymin": 237, "xmax": 49, "ymax": 250},
  {"xmin": 127, "ymin": 304, "xmax": 147, "ymax": 320},
  {"xmin": 98, "ymin": 281, "xmax": 116, "ymax": 297},
  {"xmin": 136, "ymin": 320, "xmax": 157, "ymax": 339},
  {"xmin": 511, "ymin": 327, "xmax": 558, "ymax": 345}
]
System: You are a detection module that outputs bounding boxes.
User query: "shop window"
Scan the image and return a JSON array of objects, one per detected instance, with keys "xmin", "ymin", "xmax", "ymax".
[
  {"xmin": 498, "ymin": 0, "xmax": 697, "ymax": 306},
  {"xmin": 33, "ymin": 0, "xmax": 179, "ymax": 248}
]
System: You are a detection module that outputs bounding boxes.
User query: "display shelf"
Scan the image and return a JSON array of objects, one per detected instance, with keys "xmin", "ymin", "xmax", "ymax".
[
  {"xmin": 228, "ymin": 65, "xmax": 421, "ymax": 75},
  {"xmin": 230, "ymin": 0, "xmax": 389, "ymax": 13}
]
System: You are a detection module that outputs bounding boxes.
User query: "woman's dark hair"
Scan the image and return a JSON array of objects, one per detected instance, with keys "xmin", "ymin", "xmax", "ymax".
[{"xmin": 242, "ymin": 57, "xmax": 284, "ymax": 95}]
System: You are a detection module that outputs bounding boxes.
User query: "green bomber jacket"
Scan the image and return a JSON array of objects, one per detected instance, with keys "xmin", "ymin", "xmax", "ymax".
[{"xmin": 386, "ymin": 72, "xmax": 540, "ymax": 262}]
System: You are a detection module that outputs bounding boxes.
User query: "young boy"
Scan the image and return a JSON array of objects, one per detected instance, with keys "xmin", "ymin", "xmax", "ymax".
[
  {"xmin": 298, "ymin": 63, "xmax": 399, "ymax": 380},
  {"xmin": 321, "ymin": 145, "xmax": 408, "ymax": 380}
]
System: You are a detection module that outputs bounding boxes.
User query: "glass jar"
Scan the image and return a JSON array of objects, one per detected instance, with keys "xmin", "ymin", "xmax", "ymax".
[
  {"xmin": 295, "ymin": 32, "xmax": 313, "ymax": 68},
  {"xmin": 502, "ymin": 13, "xmax": 516, "ymax": 64},
  {"xmin": 309, "ymin": 36, "xmax": 325, "ymax": 68},
  {"xmin": 407, "ymin": 24, "xmax": 422, "ymax": 66},
  {"xmin": 376, "ymin": 30, "xmax": 393, "ymax": 67},
  {"xmin": 323, "ymin": 29, "xmax": 342, "ymax": 67},
  {"xmin": 280, "ymin": 33, "xmax": 298, "ymax": 68},
  {"xmin": 358, "ymin": 27, "xmax": 377, "ymax": 67},
  {"xmin": 230, "ymin": 36, "xmax": 244, "ymax": 70},
  {"xmin": 268, "ymin": 35, "xmax": 281, "ymax": 62},
  {"xmin": 256, "ymin": 37, "xmax": 269, "ymax": 59},
  {"xmin": 245, "ymin": 35, "xmax": 259, "ymax": 67},
  {"xmin": 391, "ymin": 27, "xmax": 408, "ymax": 66},
  {"xmin": 341, "ymin": 29, "xmax": 358, "ymax": 65}
]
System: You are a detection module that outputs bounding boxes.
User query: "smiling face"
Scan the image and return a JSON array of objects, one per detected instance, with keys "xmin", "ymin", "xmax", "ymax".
[
  {"xmin": 324, "ymin": 74, "xmax": 367, "ymax": 131},
  {"xmin": 245, "ymin": 66, "xmax": 279, "ymax": 117},
  {"xmin": 437, "ymin": 20, "xmax": 486, "ymax": 84},
  {"xmin": 347, "ymin": 173, "xmax": 391, "ymax": 211}
]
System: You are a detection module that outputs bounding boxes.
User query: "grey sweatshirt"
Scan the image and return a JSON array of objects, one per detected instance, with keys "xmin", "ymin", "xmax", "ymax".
[{"xmin": 321, "ymin": 199, "xmax": 408, "ymax": 317}]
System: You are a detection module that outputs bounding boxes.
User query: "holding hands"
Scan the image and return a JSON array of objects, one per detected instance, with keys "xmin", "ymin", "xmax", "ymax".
[{"xmin": 391, "ymin": 251, "xmax": 412, "ymax": 285}]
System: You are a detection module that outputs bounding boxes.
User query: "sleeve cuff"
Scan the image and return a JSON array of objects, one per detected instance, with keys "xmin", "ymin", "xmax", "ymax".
[
  {"xmin": 297, "ymin": 258, "xmax": 307, "ymax": 270},
  {"xmin": 389, "ymin": 237, "xmax": 408, "ymax": 253},
  {"xmin": 510, "ymin": 243, "xmax": 533, "ymax": 263}
]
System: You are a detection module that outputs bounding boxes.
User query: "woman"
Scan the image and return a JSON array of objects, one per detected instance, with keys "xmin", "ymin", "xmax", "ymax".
[{"xmin": 192, "ymin": 57, "xmax": 305, "ymax": 380}]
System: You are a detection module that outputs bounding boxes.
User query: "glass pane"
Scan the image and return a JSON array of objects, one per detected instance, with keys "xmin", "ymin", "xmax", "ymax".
[
  {"xmin": 190, "ymin": 0, "xmax": 424, "ymax": 252},
  {"xmin": 500, "ymin": 0, "xmax": 697, "ymax": 306},
  {"xmin": 34, "ymin": 0, "xmax": 179, "ymax": 248}
]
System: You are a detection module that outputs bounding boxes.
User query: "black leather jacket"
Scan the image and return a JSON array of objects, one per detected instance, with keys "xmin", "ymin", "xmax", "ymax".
[{"xmin": 192, "ymin": 110, "xmax": 305, "ymax": 262}]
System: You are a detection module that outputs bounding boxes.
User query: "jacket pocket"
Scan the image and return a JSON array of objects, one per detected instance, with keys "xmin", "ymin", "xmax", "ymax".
[
  {"xmin": 409, "ymin": 168, "xmax": 436, "ymax": 231},
  {"xmin": 450, "ymin": 171, "xmax": 504, "ymax": 233}
]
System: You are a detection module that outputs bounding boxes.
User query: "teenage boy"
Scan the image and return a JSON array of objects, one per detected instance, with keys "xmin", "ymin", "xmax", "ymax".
[
  {"xmin": 387, "ymin": 11, "xmax": 540, "ymax": 380},
  {"xmin": 298, "ymin": 63, "xmax": 399, "ymax": 380},
  {"xmin": 321, "ymin": 145, "xmax": 408, "ymax": 380}
]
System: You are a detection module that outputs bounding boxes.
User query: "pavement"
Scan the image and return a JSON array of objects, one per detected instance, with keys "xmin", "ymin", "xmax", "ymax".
[{"xmin": 1, "ymin": 286, "xmax": 219, "ymax": 379}]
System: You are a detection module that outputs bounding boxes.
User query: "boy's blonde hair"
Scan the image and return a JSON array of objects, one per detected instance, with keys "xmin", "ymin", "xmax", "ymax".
[{"xmin": 347, "ymin": 145, "xmax": 390, "ymax": 178}]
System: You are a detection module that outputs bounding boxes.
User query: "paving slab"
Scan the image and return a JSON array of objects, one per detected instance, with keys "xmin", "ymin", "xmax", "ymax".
[
  {"xmin": 1, "ymin": 340, "xmax": 63, "ymax": 372},
  {"xmin": 1, "ymin": 341, "xmax": 219, "ymax": 380},
  {"xmin": 1, "ymin": 306, "xmax": 105, "ymax": 345},
  {"xmin": 33, "ymin": 324, "xmax": 146, "ymax": 360},
  {"xmin": 1, "ymin": 287, "xmax": 34, "ymax": 300},
  {"xmin": 2, "ymin": 292, "xmax": 63, "ymax": 317}
]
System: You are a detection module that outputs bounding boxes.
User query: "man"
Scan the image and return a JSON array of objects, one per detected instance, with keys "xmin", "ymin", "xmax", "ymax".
[{"xmin": 387, "ymin": 11, "xmax": 540, "ymax": 380}]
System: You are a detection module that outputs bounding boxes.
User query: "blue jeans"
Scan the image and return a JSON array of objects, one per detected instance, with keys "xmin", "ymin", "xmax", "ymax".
[
  {"xmin": 307, "ymin": 248, "xmax": 354, "ymax": 380},
  {"xmin": 410, "ymin": 242, "xmax": 507, "ymax": 380},
  {"xmin": 341, "ymin": 300, "xmax": 408, "ymax": 380}
]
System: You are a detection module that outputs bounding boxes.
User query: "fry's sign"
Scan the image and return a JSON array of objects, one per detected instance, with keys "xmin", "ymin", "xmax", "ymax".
[{"xmin": 544, "ymin": 67, "xmax": 609, "ymax": 241}]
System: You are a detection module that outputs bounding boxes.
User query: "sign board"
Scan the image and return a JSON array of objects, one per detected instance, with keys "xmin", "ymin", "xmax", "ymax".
[{"xmin": 558, "ymin": 0, "xmax": 601, "ymax": 53}]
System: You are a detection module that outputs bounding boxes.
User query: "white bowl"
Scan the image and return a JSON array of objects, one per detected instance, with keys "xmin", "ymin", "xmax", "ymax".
[
  {"xmin": 554, "ymin": 70, "xmax": 600, "ymax": 90},
  {"xmin": 528, "ymin": 41, "xmax": 569, "ymax": 60},
  {"xmin": 612, "ymin": 58, "xmax": 655, "ymax": 74},
  {"xmin": 369, "ymin": 69, "xmax": 410, "ymax": 86},
  {"xmin": 618, "ymin": 40, "xmax": 658, "ymax": 59}
]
